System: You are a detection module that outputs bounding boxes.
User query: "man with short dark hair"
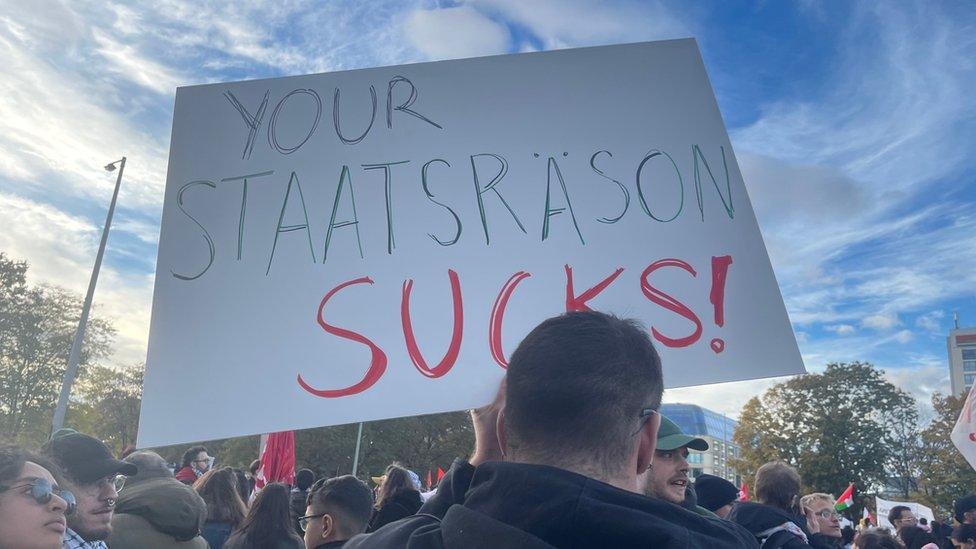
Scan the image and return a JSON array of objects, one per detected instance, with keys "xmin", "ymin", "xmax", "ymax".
[
  {"xmin": 107, "ymin": 451, "xmax": 208, "ymax": 548},
  {"xmin": 955, "ymin": 496, "xmax": 976, "ymax": 525},
  {"xmin": 42, "ymin": 432, "xmax": 137, "ymax": 549},
  {"xmin": 888, "ymin": 505, "xmax": 917, "ymax": 534},
  {"xmin": 301, "ymin": 475, "xmax": 373, "ymax": 548},
  {"xmin": 175, "ymin": 445, "xmax": 211, "ymax": 485},
  {"xmin": 346, "ymin": 311, "xmax": 756, "ymax": 548}
]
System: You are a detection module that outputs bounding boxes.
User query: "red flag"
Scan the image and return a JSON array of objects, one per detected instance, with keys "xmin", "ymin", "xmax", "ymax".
[
  {"xmin": 426, "ymin": 470, "xmax": 433, "ymax": 490},
  {"xmin": 739, "ymin": 482, "xmax": 749, "ymax": 501},
  {"xmin": 255, "ymin": 431, "xmax": 295, "ymax": 490},
  {"xmin": 436, "ymin": 467, "xmax": 446, "ymax": 483}
]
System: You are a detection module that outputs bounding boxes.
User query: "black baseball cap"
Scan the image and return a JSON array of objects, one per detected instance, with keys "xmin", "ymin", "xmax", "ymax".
[{"xmin": 43, "ymin": 433, "xmax": 137, "ymax": 484}]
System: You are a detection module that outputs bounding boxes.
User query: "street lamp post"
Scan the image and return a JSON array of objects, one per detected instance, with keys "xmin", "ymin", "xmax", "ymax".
[{"xmin": 51, "ymin": 157, "xmax": 127, "ymax": 433}]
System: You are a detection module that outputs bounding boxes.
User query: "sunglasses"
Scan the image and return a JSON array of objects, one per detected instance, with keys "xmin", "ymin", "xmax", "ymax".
[{"xmin": 0, "ymin": 478, "xmax": 77, "ymax": 516}]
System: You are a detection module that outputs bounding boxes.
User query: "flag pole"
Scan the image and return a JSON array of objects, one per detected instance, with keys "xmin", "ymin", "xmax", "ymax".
[{"xmin": 351, "ymin": 422, "xmax": 364, "ymax": 477}]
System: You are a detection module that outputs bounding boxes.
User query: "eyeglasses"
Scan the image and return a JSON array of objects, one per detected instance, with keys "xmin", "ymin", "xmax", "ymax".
[
  {"xmin": 193, "ymin": 457, "xmax": 216, "ymax": 468},
  {"xmin": 632, "ymin": 407, "xmax": 659, "ymax": 436},
  {"xmin": 298, "ymin": 512, "xmax": 327, "ymax": 532},
  {"xmin": 78, "ymin": 475, "xmax": 126, "ymax": 496},
  {"xmin": 815, "ymin": 509, "xmax": 840, "ymax": 520},
  {"xmin": 0, "ymin": 478, "xmax": 77, "ymax": 516},
  {"xmin": 899, "ymin": 516, "xmax": 918, "ymax": 524}
]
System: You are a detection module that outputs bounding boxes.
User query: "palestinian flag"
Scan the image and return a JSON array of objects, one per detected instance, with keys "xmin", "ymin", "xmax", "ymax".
[{"xmin": 835, "ymin": 483, "xmax": 854, "ymax": 511}]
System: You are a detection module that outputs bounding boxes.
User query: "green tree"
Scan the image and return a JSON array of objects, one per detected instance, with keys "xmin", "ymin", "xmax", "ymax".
[
  {"xmin": 0, "ymin": 253, "xmax": 115, "ymax": 446},
  {"xmin": 730, "ymin": 362, "xmax": 917, "ymax": 503},
  {"xmin": 918, "ymin": 392, "xmax": 976, "ymax": 518},
  {"xmin": 66, "ymin": 364, "xmax": 143, "ymax": 455}
]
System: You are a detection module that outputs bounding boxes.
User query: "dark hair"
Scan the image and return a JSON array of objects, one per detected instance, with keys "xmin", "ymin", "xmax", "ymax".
[
  {"xmin": 754, "ymin": 461, "xmax": 801, "ymax": 511},
  {"xmin": 307, "ymin": 475, "xmax": 373, "ymax": 538},
  {"xmin": 953, "ymin": 524, "xmax": 976, "ymax": 543},
  {"xmin": 900, "ymin": 525, "xmax": 938, "ymax": 549},
  {"xmin": 0, "ymin": 445, "xmax": 62, "ymax": 486},
  {"xmin": 295, "ymin": 468, "xmax": 315, "ymax": 491},
  {"xmin": 889, "ymin": 505, "xmax": 912, "ymax": 527},
  {"xmin": 856, "ymin": 531, "xmax": 902, "ymax": 549},
  {"xmin": 919, "ymin": 517, "xmax": 928, "ymax": 525},
  {"xmin": 375, "ymin": 464, "xmax": 417, "ymax": 510},
  {"xmin": 504, "ymin": 311, "xmax": 663, "ymax": 474},
  {"xmin": 842, "ymin": 526, "xmax": 856, "ymax": 546},
  {"xmin": 193, "ymin": 467, "xmax": 246, "ymax": 525},
  {"xmin": 232, "ymin": 468, "xmax": 251, "ymax": 503},
  {"xmin": 956, "ymin": 495, "xmax": 976, "ymax": 524},
  {"xmin": 228, "ymin": 482, "xmax": 303, "ymax": 547},
  {"xmin": 181, "ymin": 445, "xmax": 208, "ymax": 468}
]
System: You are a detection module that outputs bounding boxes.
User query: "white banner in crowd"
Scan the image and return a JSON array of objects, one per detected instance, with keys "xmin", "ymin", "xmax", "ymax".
[
  {"xmin": 138, "ymin": 39, "xmax": 804, "ymax": 447},
  {"xmin": 875, "ymin": 497, "xmax": 935, "ymax": 530},
  {"xmin": 951, "ymin": 381, "xmax": 976, "ymax": 471}
]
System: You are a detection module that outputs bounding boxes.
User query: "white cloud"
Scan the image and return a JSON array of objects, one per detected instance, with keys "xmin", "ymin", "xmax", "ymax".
[
  {"xmin": 915, "ymin": 310, "xmax": 945, "ymax": 333},
  {"xmin": 826, "ymin": 324, "xmax": 857, "ymax": 336},
  {"xmin": 404, "ymin": 6, "xmax": 510, "ymax": 60},
  {"xmin": 893, "ymin": 329, "xmax": 914, "ymax": 344},
  {"xmin": 862, "ymin": 312, "xmax": 902, "ymax": 331}
]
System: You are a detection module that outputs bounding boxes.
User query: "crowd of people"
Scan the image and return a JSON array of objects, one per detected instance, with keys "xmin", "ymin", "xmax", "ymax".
[{"xmin": 2, "ymin": 311, "xmax": 975, "ymax": 548}]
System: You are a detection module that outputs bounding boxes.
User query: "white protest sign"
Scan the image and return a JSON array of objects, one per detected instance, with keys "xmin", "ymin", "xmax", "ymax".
[
  {"xmin": 138, "ymin": 39, "xmax": 804, "ymax": 448},
  {"xmin": 952, "ymin": 381, "xmax": 976, "ymax": 471},
  {"xmin": 875, "ymin": 497, "xmax": 935, "ymax": 530}
]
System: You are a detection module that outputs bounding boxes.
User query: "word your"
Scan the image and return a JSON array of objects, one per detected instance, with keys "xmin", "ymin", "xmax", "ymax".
[{"xmin": 297, "ymin": 256, "xmax": 732, "ymax": 398}]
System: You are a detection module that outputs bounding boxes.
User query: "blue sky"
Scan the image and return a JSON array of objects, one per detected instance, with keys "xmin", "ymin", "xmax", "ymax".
[{"xmin": 0, "ymin": 0, "xmax": 973, "ymax": 418}]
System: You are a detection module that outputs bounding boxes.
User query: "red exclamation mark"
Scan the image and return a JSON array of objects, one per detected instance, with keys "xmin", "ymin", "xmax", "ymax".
[{"xmin": 709, "ymin": 255, "xmax": 733, "ymax": 354}]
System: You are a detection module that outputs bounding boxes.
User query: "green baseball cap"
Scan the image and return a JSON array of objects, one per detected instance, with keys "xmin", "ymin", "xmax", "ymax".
[{"xmin": 656, "ymin": 415, "xmax": 709, "ymax": 451}]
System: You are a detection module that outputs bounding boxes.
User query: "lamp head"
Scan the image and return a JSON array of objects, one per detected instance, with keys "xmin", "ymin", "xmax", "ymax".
[{"xmin": 104, "ymin": 163, "xmax": 117, "ymax": 172}]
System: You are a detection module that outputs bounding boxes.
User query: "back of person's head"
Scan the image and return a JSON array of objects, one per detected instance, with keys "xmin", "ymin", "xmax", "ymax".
[
  {"xmin": 920, "ymin": 517, "xmax": 928, "ymax": 526},
  {"xmin": 295, "ymin": 468, "xmax": 315, "ymax": 491},
  {"xmin": 504, "ymin": 311, "xmax": 663, "ymax": 478},
  {"xmin": 376, "ymin": 464, "xmax": 416, "ymax": 509},
  {"xmin": 956, "ymin": 496, "xmax": 976, "ymax": 524},
  {"xmin": 232, "ymin": 482, "xmax": 302, "ymax": 545},
  {"xmin": 181, "ymin": 445, "xmax": 207, "ymax": 468},
  {"xmin": 307, "ymin": 475, "xmax": 373, "ymax": 539},
  {"xmin": 953, "ymin": 524, "xmax": 976, "ymax": 544},
  {"xmin": 754, "ymin": 461, "xmax": 801, "ymax": 511},
  {"xmin": 694, "ymin": 474, "xmax": 739, "ymax": 512},
  {"xmin": 122, "ymin": 451, "xmax": 173, "ymax": 484},
  {"xmin": 249, "ymin": 459, "xmax": 261, "ymax": 476},
  {"xmin": 193, "ymin": 467, "xmax": 246, "ymax": 524},
  {"xmin": 842, "ymin": 526, "xmax": 856, "ymax": 546},
  {"xmin": 232, "ymin": 468, "xmax": 251, "ymax": 503},
  {"xmin": 889, "ymin": 505, "xmax": 911, "ymax": 528},
  {"xmin": 857, "ymin": 530, "xmax": 902, "ymax": 549},
  {"xmin": 900, "ymin": 525, "xmax": 937, "ymax": 549}
]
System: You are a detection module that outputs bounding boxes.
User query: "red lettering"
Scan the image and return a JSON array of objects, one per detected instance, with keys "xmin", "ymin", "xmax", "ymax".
[
  {"xmin": 401, "ymin": 269, "xmax": 464, "ymax": 378},
  {"xmin": 564, "ymin": 264, "xmax": 624, "ymax": 312},
  {"xmin": 489, "ymin": 271, "xmax": 532, "ymax": 368},
  {"xmin": 640, "ymin": 259, "xmax": 702, "ymax": 347},
  {"xmin": 297, "ymin": 276, "xmax": 387, "ymax": 397}
]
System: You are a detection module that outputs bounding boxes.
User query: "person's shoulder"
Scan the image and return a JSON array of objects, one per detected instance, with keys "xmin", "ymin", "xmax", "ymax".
[{"xmin": 346, "ymin": 513, "xmax": 444, "ymax": 549}]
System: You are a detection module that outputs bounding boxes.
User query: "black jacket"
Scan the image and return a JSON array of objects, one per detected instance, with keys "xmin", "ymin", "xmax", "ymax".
[
  {"xmin": 729, "ymin": 502, "xmax": 835, "ymax": 549},
  {"xmin": 346, "ymin": 459, "xmax": 757, "ymax": 548},
  {"xmin": 366, "ymin": 488, "xmax": 424, "ymax": 532}
]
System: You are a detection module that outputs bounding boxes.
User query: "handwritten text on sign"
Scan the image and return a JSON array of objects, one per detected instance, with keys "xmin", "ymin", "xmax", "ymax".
[{"xmin": 139, "ymin": 39, "xmax": 803, "ymax": 447}]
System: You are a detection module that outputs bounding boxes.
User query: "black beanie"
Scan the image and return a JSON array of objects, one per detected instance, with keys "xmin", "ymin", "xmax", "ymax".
[{"xmin": 695, "ymin": 474, "xmax": 739, "ymax": 512}]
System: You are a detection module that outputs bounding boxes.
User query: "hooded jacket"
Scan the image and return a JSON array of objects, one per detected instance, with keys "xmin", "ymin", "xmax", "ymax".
[
  {"xmin": 107, "ymin": 473, "xmax": 208, "ymax": 548},
  {"xmin": 730, "ymin": 502, "xmax": 835, "ymax": 549},
  {"xmin": 345, "ymin": 460, "xmax": 757, "ymax": 549}
]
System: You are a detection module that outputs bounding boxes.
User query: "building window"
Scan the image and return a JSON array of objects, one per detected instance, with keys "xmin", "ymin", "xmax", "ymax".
[
  {"xmin": 688, "ymin": 453, "xmax": 703, "ymax": 464},
  {"xmin": 963, "ymin": 349, "xmax": 976, "ymax": 360},
  {"xmin": 965, "ymin": 360, "xmax": 976, "ymax": 373},
  {"xmin": 965, "ymin": 373, "xmax": 976, "ymax": 386}
]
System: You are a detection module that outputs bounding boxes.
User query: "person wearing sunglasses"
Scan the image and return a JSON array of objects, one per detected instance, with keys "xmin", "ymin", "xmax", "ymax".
[
  {"xmin": 299, "ymin": 475, "xmax": 373, "ymax": 548},
  {"xmin": 0, "ymin": 444, "xmax": 76, "ymax": 549},
  {"xmin": 41, "ymin": 432, "xmax": 137, "ymax": 549}
]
